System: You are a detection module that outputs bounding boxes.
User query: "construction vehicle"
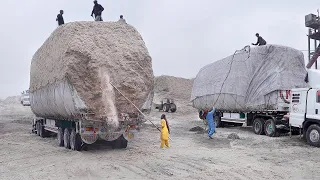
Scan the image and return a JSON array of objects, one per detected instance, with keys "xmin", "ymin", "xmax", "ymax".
[
  {"xmin": 155, "ymin": 98, "xmax": 177, "ymax": 113},
  {"xmin": 20, "ymin": 90, "xmax": 30, "ymax": 106}
]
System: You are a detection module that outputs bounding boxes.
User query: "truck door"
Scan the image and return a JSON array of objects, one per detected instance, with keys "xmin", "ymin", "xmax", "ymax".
[
  {"xmin": 314, "ymin": 91, "xmax": 320, "ymax": 119},
  {"xmin": 289, "ymin": 89, "xmax": 308, "ymax": 128},
  {"xmin": 306, "ymin": 90, "xmax": 320, "ymax": 121}
]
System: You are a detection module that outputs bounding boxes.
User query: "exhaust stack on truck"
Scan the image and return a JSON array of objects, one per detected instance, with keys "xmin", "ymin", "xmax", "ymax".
[{"xmin": 30, "ymin": 21, "xmax": 154, "ymax": 151}]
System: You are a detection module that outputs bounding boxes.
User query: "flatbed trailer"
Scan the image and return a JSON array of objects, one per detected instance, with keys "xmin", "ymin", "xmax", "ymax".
[
  {"xmin": 200, "ymin": 90, "xmax": 293, "ymax": 137},
  {"xmin": 31, "ymin": 113, "xmax": 140, "ymax": 151}
]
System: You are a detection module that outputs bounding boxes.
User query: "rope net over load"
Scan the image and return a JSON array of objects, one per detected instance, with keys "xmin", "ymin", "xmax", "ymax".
[{"xmin": 191, "ymin": 45, "xmax": 308, "ymax": 111}]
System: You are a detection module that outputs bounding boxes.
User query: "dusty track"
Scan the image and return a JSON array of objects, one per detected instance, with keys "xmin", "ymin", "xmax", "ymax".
[{"xmin": 1, "ymin": 105, "xmax": 320, "ymax": 180}]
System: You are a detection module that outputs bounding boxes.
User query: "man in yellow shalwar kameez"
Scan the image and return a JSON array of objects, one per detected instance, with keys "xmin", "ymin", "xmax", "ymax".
[{"xmin": 160, "ymin": 114, "xmax": 170, "ymax": 148}]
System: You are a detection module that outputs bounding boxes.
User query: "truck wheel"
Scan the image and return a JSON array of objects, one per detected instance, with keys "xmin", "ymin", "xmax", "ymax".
[
  {"xmin": 264, "ymin": 119, "xmax": 280, "ymax": 137},
  {"xmin": 70, "ymin": 128, "xmax": 82, "ymax": 151},
  {"xmin": 39, "ymin": 124, "xmax": 46, "ymax": 138},
  {"xmin": 57, "ymin": 127, "xmax": 64, "ymax": 147},
  {"xmin": 63, "ymin": 128, "xmax": 71, "ymax": 149},
  {"xmin": 306, "ymin": 124, "xmax": 320, "ymax": 147},
  {"xmin": 31, "ymin": 120, "xmax": 36, "ymax": 134},
  {"xmin": 36, "ymin": 122, "xmax": 40, "ymax": 136},
  {"xmin": 253, "ymin": 118, "xmax": 265, "ymax": 135},
  {"xmin": 215, "ymin": 116, "xmax": 224, "ymax": 128}
]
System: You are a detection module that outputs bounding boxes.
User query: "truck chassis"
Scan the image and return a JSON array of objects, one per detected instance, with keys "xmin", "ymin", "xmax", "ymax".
[
  {"xmin": 31, "ymin": 113, "xmax": 140, "ymax": 151},
  {"xmin": 213, "ymin": 111, "xmax": 294, "ymax": 137}
]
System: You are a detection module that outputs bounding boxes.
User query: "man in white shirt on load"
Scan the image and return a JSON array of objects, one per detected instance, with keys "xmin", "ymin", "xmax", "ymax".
[{"xmin": 118, "ymin": 15, "xmax": 126, "ymax": 23}]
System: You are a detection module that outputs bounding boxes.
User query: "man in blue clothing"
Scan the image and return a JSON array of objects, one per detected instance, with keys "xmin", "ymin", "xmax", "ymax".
[{"xmin": 205, "ymin": 107, "xmax": 216, "ymax": 139}]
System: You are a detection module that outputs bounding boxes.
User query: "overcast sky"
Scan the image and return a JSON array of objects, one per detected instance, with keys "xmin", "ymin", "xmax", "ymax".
[{"xmin": 0, "ymin": 0, "xmax": 319, "ymax": 99}]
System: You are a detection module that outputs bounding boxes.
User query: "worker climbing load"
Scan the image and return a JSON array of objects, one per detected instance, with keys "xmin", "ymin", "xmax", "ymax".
[
  {"xmin": 30, "ymin": 21, "xmax": 154, "ymax": 150},
  {"xmin": 191, "ymin": 44, "xmax": 308, "ymax": 111}
]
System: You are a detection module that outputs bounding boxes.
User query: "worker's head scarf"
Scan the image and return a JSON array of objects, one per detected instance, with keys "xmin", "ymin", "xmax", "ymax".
[{"xmin": 161, "ymin": 114, "xmax": 170, "ymax": 134}]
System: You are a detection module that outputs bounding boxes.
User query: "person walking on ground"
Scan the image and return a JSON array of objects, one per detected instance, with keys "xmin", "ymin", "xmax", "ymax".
[
  {"xmin": 206, "ymin": 106, "xmax": 216, "ymax": 139},
  {"xmin": 252, "ymin": 33, "xmax": 267, "ymax": 46},
  {"xmin": 56, "ymin": 10, "xmax": 64, "ymax": 26},
  {"xmin": 160, "ymin": 114, "xmax": 170, "ymax": 148},
  {"xmin": 118, "ymin": 15, "xmax": 126, "ymax": 23},
  {"xmin": 91, "ymin": 0, "xmax": 104, "ymax": 21}
]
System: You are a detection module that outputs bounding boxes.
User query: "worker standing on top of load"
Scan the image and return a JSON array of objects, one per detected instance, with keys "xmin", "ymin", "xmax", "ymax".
[
  {"xmin": 56, "ymin": 10, "xmax": 64, "ymax": 26},
  {"xmin": 252, "ymin": 33, "xmax": 267, "ymax": 46},
  {"xmin": 91, "ymin": 0, "xmax": 104, "ymax": 21},
  {"xmin": 206, "ymin": 107, "xmax": 216, "ymax": 139},
  {"xmin": 118, "ymin": 15, "xmax": 126, "ymax": 23}
]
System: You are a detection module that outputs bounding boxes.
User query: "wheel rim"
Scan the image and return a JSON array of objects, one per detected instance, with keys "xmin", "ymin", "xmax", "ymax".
[
  {"xmin": 254, "ymin": 122, "xmax": 261, "ymax": 132},
  {"xmin": 309, "ymin": 129, "xmax": 320, "ymax": 143},
  {"xmin": 266, "ymin": 123, "xmax": 273, "ymax": 135}
]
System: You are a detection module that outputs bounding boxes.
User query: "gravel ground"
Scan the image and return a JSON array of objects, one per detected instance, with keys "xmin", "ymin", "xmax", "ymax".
[{"xmin": 1, "ymin": 104, "xmax": 320, "ymax": 180}]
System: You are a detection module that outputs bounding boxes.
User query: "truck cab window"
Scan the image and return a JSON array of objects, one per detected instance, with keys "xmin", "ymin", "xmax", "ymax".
[{"xmin": 317, "ymin": 91, "xmax": 320, "ymax": 103}]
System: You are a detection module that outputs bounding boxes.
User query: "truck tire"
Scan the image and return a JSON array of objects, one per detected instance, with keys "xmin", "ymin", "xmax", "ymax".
[
  {"xmin": 215, "ymin": 116, "xmax": 224, "ymax": 128},
  {"xmin": 36, "ymin": 122, "xmax": 40, "ymax": 136},
  {"xmin": 57, "ymin": 127, "xmax": 64, "ymax": 147},
  {"xmin": 264, "ymin": 119, "xmax": 280, "ymax": 137},
  {"xmin": 32, "ymin": 120, "xmax": 36, "ymax": 134},
  {"xmin": 163, "ymin": 104, "xmax": 170, "ymax": 112},
  {"xmin": 70, "ymin": 128, "xmax": 82, "ymax": 151},
  {"xmin": 253, "ymin": 118, "xmax": 265, "ymax": 135},
  {"xmin": 170, "ymin": 104, "xmax": 177, "ymax": 113},
  {"xmin": 63, "ymin": 128, "xmax": 71, "ymax": 149},
  {"xmin": 39, "ymin": 123, "xmax": 46, "ymax": 138},
  {"xmin": 306, "ymin": 124, "xmax": 320, "ymax": 147}
]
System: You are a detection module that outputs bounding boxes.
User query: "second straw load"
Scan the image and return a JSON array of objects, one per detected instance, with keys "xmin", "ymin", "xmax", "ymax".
[{"xmin": 191, "ymin": 45, "xmax": 308, "ymax": 111}]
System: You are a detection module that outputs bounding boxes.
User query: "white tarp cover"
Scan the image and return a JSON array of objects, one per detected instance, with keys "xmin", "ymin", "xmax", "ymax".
[
  {"xmin": 191, "ymin": 44, "xmax": 308, "ymax": 111},
  {"xmin": 30, "ymin": 21, "xmax": 154, "ymax": 127}
]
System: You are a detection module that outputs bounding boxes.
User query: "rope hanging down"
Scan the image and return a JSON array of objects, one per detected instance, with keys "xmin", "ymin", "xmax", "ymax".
[
  {"xmin": 110, "ymin": 82, "xmax": 173, "ymax": 141},
  {"xmin": 212, "ymin": 45, "xmax": 251, "ymax": 108}
]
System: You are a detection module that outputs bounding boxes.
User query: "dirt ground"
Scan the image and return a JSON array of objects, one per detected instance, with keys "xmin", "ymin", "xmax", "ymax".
[{"xmin": 1, "ymin": 104, "xmax": 320, "ymax": 180}]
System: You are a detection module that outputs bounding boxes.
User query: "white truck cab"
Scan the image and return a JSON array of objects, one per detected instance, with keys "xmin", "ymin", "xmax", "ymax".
[
  {"xmin": 20, "ymin": 90, "xmax": 31, "ymax": 106},
  {"xmin": 289, "ymin": 69, "xmax": 320, "ymax": 147}
]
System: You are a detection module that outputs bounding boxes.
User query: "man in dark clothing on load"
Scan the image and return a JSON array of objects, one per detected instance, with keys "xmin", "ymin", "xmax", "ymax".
[
  {"xmin": 252, "ymin": 33, "xmax": 267, "ymax": 46},
  {"xmin": 91, "ymin": 0, "xmax": 104, "ymax": 21},
  {"xmin": 56, "ymin": 10, "xmax": 64, "ymax": 26}
]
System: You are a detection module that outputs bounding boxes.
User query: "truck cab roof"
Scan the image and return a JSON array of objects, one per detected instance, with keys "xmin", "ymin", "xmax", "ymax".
[{"xmin": 307, "ymin": 69, "xmax": 320, "ymax": 88}]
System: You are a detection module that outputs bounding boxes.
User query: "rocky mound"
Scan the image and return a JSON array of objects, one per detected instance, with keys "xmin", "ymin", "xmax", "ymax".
[
  {"xmin": 154, "ymin": 76, "xmax": 194, "ymax": 101},
  {"xmin": 153, "ymin": 76, "xmax": 195, "ymax": 114}
]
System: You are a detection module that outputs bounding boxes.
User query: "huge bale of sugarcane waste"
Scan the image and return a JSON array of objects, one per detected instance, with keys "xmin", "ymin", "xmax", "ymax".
[
  {"xmin": 29, "ymin": 21, "xmax": 154, "ymax": 129},
  {"xmin": 191, "ymin": 45, "xmax": 308, "ymax": 111}
]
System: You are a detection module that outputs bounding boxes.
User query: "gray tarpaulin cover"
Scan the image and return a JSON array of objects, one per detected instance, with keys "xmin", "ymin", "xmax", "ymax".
[
  {"xmin": 191, "ymin": 44, "xmax": 308, "ymax": 111},
  {"xmin": 29, "ymin": 21, "xmax": 154, "ymax": 127}
]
